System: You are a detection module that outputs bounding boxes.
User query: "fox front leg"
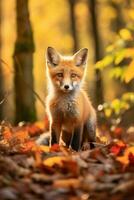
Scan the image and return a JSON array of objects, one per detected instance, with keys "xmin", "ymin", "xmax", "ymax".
[
  {"xmin": 50, "ymin": 122, "xmax": 61, "ymax": 146},
  {"xmin": 62, "ymin": 129, "xmax": 73, "ymax": 147},
  {"xmin": 82, "ymin": 118, "xmax": 96, "ymax": 149},
  {"xmin": 71, "ymin": 126, "xmax": 83, "ymax": 151}
]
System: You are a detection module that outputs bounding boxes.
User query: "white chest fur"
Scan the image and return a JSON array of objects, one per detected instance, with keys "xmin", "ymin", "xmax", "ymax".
[{"xmin": 48, "ymin": 94, "xmax": 80, "ymax": 121}]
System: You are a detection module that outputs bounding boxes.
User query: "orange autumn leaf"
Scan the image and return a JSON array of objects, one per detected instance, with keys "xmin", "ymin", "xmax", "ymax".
[
  {"xmin": 43, "ymin": 156, "xmax": 68, "ymax": 167},
  {"xmin": 34, "ymin": 121, "xmax": 45, "ymax": 130},
  {"xmin": 116, "ymin": 146, "xmax": 134, "ymax": 165},
  {"xmin": 31, "ymin": 145, "xmax": 50, "ymax": 166},
  {"xmin": 116, "ymin": 140, "xmax": 126, "ymax": 147},
  {"xmin": 13, "ymin": 130, "xmax": 29, "ymax": 142},
  {"xmin": 3, "ymin": 128, "xmax": 12, "ymax": 141},
  {"xmin": 38, "ymin": 145, "xmax": 50, "ymax": 153},
  {"xmin": 20, "ymin": 140, "xmax": 36, "ymax": 153}
]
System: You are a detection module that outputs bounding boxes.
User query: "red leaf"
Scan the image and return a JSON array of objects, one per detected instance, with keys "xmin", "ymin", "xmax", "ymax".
[
  {"xmin": 110, "ymin": 140, "xmax": 126, "ymax": 156},
  {"xmin": 110, "ymin": 145, "xmax": 121, "ymax": 155},
  {"xmin": 50, "ymin": 144, "xmax": 60, "ymax": 152}
]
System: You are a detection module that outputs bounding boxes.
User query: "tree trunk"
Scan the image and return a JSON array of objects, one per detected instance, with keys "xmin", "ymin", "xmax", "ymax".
[
  {"xmin": 68, "ymin": 0, "xmax": 79, "ymax": 53},
  {"xmin": 109, "ymin": 1, "xmax": 125, "ymax": 32},
  {"xmin": 87, "ymin": 0, "xmax": 104, "ymax": 106},
  {"xmin": 0, "ymin": 0, "xmax": 4, "ymax": 121},
  {"xmin": 13, "ymin": 0, "xmax": 36, "ymax": 123}
]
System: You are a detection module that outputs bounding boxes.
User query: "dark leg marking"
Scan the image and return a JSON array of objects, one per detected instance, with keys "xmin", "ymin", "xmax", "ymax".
[
  {"xmin": 50, "ymin": 128, "xmax": 57, "ymax": 145},
  {"xmin": 82, "ymin": 118, "xmax": 96, "ymax": 149},
  {"xmin": 50, "ymin": 122, "xmax": 61, "ymax": 146},
  {"xmin": 62, "ymin": 130, "xmax": 72, "ymax": 147},
  {"xmin": 71, "ymin": 126, "xmax": 83, "ymax": 151}
]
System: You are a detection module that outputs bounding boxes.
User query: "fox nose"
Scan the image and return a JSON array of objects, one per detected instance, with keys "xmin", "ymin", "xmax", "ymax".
[{"xmin": 64, "ymin": 85, "xmax": 69, "ymax": 90}]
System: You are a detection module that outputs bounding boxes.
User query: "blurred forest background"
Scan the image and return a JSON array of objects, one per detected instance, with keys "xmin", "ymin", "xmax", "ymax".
[{"xmin": 0, "ymin": 0, "xmax": 134, "ymax": 127}]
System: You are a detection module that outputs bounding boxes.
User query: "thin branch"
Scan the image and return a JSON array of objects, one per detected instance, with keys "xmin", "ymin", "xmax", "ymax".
[{"xmin": 0, "ymin": 91, "xmax": 12, "ymax": 105}]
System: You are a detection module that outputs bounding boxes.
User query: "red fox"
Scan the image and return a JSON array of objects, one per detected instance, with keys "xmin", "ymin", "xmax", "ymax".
[{"xmin": 45, "ymin": 47, "xmax": 96, "ymax": 151}]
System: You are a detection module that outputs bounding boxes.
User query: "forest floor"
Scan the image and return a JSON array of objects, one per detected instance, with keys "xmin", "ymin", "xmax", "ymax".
[{"xmin": 0, "ymin": 120, "xmax": 134, "ymax": 200}]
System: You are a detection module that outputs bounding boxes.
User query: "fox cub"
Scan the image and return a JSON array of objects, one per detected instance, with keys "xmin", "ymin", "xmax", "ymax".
[{"xmin": 46, "ymin": 47, "xmax": 96, "ymax": 151}]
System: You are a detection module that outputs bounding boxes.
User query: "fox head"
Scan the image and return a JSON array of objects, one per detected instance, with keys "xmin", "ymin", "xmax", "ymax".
[{"xmin": 46, "ymin": 47, "xmax": 88, "ymax": 93}]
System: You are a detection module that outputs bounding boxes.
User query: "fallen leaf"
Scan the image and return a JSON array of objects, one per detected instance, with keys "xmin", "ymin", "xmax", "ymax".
[
  {"xmin": 20, "ymin": 140, "xmax": 36, "ymax": 153},
  {"xmin": 116, "ymin": 146, "xmax": 134, "ymax": 165},
  {"xmin": 128, "ymin": 152, "xmax": 134, "ymax": 165},
  {"xmin": 43, "ymin": 156, "xmax": 68, "ymax": 167},
  {"xmin": 62, "ymin": 160, "xmax": 79, "ymax": 176},
  {"xmin": 13, "ymin": 130, "xmax": 29, "ymax": 143},
  {"xmin": 53, "ymin": 178, "xmax": 80, "ymax": 189},
  {"xmin": 110, "ymin": 140, "xmax": 126, "ymax": 156},
  {"xmin": 38, "ymin": 145, "xmax": 50, "ymax": 153},
  {"xmin": 50, "ymin": 144, "xmax": 60, "ymax": 152},
  {"xmin": 2, "ymin": 126, "xmax": 12, "ymax": 141}
]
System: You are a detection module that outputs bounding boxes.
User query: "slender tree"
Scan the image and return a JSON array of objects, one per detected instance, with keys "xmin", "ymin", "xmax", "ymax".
[
  {"xmin": 68, "ymin": 0, "xmax": 79, "ymax": 53},
  {"xmin": 109, "ymin": 0, "xmax": 125, "ymax": 32},
  {"xmin": 0, "ymin": 0, "xmax": 4, "ymax": 121},
  {"xmin": 13, "ymin": 0, "xmax": 36, "ymax": 123},
  {"xmin": 87, "ymin": 0, "xmax": 104, "ymax": 106}
]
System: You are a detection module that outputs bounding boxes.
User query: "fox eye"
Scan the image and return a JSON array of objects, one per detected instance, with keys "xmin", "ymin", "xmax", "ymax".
[
  {"xmin": 71, "ymin": 73, "xmax": 77, "ymax": 78},
  {"xmin": 57, "ymin": 73, "xmax": 63, "ymax": 78}
]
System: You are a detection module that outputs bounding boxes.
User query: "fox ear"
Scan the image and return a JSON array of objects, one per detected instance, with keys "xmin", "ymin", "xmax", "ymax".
[
  {"xmin": 73, "ymin": 48, "xmax": 88, "ymax": 67},
  {"xmin": 46, "ymin": 47, "xmax": 60, "ymax": 67}
]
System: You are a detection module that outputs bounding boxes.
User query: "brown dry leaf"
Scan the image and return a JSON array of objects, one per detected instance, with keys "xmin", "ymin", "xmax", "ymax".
[
  {"xmin": 112, "ymin": 180, "xmax": 134, "ymax": 193},
  {"xmin": 53, "ymin": 178, "xmax": 81, "ymax": 189},
  {"xmin": 89, "ymin": 148, "xmax": 107, "ymax": 163},
  {"xmin": 62, "ymin": 160, "xmax": 79, "ymax": 176}
]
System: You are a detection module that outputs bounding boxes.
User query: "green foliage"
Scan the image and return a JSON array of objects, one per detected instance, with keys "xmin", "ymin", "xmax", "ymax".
[
  {"xmin": 110, "ymin": 66, "xmax": 127, "ymax": 80},
  {"xmin": 95, "ymin": 27, "xmax": 134, "ymax": 83},
  {"xmin": 98, "ymin": 92, "xmax": 134, "ymax": 125},
  {"xmin": 96, "ymin": 26, "xmax": 134, "ymax": 125}
]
